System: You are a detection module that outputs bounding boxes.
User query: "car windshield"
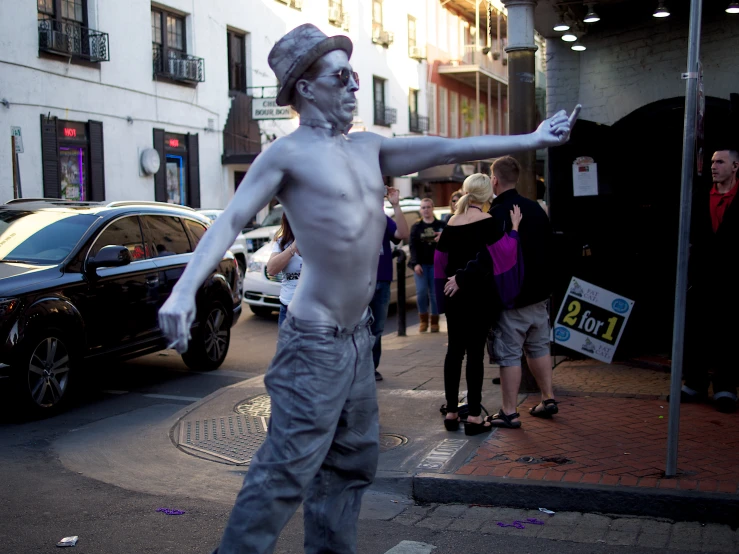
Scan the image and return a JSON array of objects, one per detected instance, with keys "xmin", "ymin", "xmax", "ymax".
[
  {"xmin": 0, "ymin": 209, "xmax": 98, "ymax": 264},
  {"xmin": 259, "ymin": 206, "xmax": 283, "ymax": 227}
]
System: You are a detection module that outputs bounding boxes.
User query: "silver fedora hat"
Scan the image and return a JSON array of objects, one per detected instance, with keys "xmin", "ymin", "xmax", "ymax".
[{"xmin": 268, "ymin": 24, "xmax": 353, "ymax": 107}]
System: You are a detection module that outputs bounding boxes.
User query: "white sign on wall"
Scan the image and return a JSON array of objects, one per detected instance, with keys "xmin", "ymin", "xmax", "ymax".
[
  {"xmin": 572, "ymin": 156, "xmax": 598, "ymax": 196},
  {"xmin": 11, "ymin": 126, "xmax": 23, "ymax": 153},
  {"xmin": 553, "ymin": 278, "xmax": 635, "ymax": 364},
  {"xmin": 251, "ymin": 98, "xmax": 293, "ymax": 120}
]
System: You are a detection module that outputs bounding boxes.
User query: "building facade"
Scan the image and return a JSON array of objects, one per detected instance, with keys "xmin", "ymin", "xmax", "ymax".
[{"xmin": 0, "ymin": 0, "xmax": 430, "ymax": 206}]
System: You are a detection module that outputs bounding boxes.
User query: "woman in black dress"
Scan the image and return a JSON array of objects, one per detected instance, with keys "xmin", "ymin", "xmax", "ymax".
[{"xmin": 434, "ymin": 173, "xmax": 522, "ymax": 435}]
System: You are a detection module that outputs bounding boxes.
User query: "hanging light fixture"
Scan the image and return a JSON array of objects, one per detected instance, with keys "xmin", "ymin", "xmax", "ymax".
[
  {"xmin": 727, "ymin": 2, "xmax": 739, "ymax": 14},
  {"xmin": 553, "ymin": 15, "xmax": 570, "ymax": 32},
  {"xmin": 561, "ymin": 31, "xmax": 578, "ymax": 42},
  {"xmin": 583, "ymin": 3, "xmax": 600, "ymax": 23},
  {"xmin": 571, "ymin": 43, "xmax": 587, "ymax": 51},
  {"xmin": 653, "ymin": 1, "xmax": 670, "ymax": 18}
]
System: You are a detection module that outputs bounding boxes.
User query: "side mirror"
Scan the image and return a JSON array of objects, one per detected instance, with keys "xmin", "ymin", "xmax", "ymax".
[{"xmin": 87, "ymin": 245, "xmax": 132, "ymax": 271}]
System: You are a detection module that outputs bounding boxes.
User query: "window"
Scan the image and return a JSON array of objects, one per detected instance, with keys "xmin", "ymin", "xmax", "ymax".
[
  {"xmin": 227, "ymin": 30, "xmax": 246, "ymax": 92},
  {"xmin": 374, "ymin": 77, "xmax": 385, "ymax": 112},
  {"xmin": 152, "ymin": 9, "xmax": 185, "ymax": 52},
  {"xmin": 408, "ymin": 15, "xmax": 417, "ymax": 54},
  {"xmin": 184, "ymin": 219, "xmax": 207, "ymax": 248},
  {"xmin": 409, "ymin": 89, "xmax": 419, "ymax": 116},
  {"xmin": 90, "ymin": 217, "xmax": 146, "ymax": 261},
  {"xmin": 40, "ymin": 116, "xmax": 106, "ymax": 201},
  {"xmin": 450, "ymin": 92, "xmax": 459, "ymax": 138},
  {"xmin": 152, "ymin": 129, "xmax": 201, "ymax": 207},
  {"xmin": 142, "ymin": 216, "xmax": 192, "ymax": 257},
  {"xmin": 61, "ymin": 0, "xmax": 84, "ymax": 23},
  {"xmin": 151, "ymin": 8, "xmax": 203, "ymax": 83},
  {"xmin": 372, "ymin": 0, "xmax": 383, "ymax": 35},
  {"xmin": 37, "ymin": 0, "xmax": 54, "ymax": 18},
  {"xmin": 438, "ymin": 87, "xmax": 448, "ymax": 136},
  {"xmin": 427, "ymin": 83, "xmax": 437, "ymax": 134}
]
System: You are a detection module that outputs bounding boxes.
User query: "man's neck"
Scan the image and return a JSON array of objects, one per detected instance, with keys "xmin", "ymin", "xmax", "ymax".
[
  {"xmin": 422, "ymin": 217, "xmax": 435, "ymax": 224},
  {"xmin": 715, "ymin": 177, "xmax": 737, "ymax": 195}
]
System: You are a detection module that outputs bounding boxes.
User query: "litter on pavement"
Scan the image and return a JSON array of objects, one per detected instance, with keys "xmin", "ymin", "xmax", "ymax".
[
  {"xmin": 56, "ymin": 536, "xmax": 79, "ymax": 547},
  {"xmin": 538, "ymin": 507, "xmax": 556, "ymax": 515},
  {"xmin": 497, "ymin": 518, "xmax": 546, "ymax": 528},
  {"xmin": 157, "ymin": 508, "xmax": 186, "ymax": 515}
]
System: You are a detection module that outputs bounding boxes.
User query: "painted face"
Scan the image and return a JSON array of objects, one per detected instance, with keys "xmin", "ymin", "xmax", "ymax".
[
  {"xmin": 304, "ymin": 50, "xmax": 359, "ymax": 128},
  {"xmin": 711, "ymin": 151, "xmax": 739, "ymax": 185}
]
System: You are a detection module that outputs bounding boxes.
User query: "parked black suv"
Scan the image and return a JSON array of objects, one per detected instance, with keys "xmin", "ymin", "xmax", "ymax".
[{"xmin": 0, "ymin": 200, "xmax": 242, "ymax": 413}]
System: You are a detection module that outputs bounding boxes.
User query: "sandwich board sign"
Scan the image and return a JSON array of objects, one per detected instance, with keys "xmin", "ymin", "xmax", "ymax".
[{"xmin": 553, "ymin": 278, "xmax": 635, "ymax": 364}]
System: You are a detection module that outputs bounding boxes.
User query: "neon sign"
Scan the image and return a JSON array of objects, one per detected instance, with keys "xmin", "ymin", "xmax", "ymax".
[
  {"xmin": 63, "ymin": 128, "xmax": 77, "ymax": 138},
  {"xmin": 168, "ymin": 139, "xmax": 180, "ymax": 148}
]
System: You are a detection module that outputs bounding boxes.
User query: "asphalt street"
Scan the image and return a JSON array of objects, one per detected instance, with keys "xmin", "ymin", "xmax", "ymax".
[{"xmin": 0, "ymin": 306, "xmax": 724, "ymax": 553}]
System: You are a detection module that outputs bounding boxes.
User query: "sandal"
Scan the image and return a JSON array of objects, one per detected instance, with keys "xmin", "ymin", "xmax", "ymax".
[
  {"xmin": 444, "ymin": 417, "xmax": 460, "ymax": 432},
  {"xmin": 464, "ymin": 417, "xmax": 494, "ymax": 436},
  {"xmin": 529, "ymin": 399, "xmax": 559, "ymax": 419},
  {"xmin": 487, "ymin": 409, "xmax": 522, "ymax": 429}
]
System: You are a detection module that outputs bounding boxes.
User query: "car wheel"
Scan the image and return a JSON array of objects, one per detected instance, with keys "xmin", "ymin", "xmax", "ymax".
[
  {"xmin": 182, "ymin": 301, "xmax": 230, "ymax": 371},
  {"xmin": 14, "ymin": 331, "xmax": 76, "ymax": 414},
  {"xmin": 249, "ymin": 305, "xmax": 275, "ymax": 318}
]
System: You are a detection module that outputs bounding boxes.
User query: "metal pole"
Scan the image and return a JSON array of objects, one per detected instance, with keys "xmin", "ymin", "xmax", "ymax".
[
  {"xmin": 395, "ymin": 249, "xmax": 407, "ymax": 337},
  {"xmin": 475, "ymin": 0, "xmax": 481, "ymax": 137},
  {"xmin": 666, "ymin": 0, "xmax": 702, "ymax": 478}
]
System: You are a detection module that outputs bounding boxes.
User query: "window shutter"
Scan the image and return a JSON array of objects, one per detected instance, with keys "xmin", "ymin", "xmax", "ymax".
[
  {"xmin": 186, "ymin": 133, "xmax": 200, "ymax": 208},
  {"xmin": 153, "ymin": 128, "xmax": 166, "ymax": 202},
  {"xmin": 88, "ymin": 120, "xmax": 106, "ymax": 201},
  {"xmin": 41, "ymin": 115, "xmax": 60, "ymax": 198}
]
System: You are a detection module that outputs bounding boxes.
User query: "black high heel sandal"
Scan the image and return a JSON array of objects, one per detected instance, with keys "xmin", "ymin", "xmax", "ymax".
[{"xmin": 444, "ymin": 417, "xmax": 460, "ymax": 431}]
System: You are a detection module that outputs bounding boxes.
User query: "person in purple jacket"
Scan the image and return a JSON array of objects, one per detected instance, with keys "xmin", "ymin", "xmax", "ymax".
[{"xmin": 369, "ymin": 186, "xmax": 410, "ymax": 380}]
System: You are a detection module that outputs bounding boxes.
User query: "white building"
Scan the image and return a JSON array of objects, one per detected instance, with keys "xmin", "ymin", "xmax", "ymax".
[{"xmin": 0, "ymin": 0, "xmax": 429, "ymax": 207}]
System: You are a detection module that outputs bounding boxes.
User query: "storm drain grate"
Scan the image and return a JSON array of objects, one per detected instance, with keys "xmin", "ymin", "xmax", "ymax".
[
  {"xmin": 235, "ymin": 394, "xmax": 272, "ymax": 417},
  {"xmin": 178, "ymin": 414, "xmax": 268, "ymax": 465}
]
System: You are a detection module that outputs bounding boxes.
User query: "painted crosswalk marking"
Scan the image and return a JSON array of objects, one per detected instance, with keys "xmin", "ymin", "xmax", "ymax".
[{"xmin": 383, "ymin": 541, "xmax": 436, "ymax": 554}]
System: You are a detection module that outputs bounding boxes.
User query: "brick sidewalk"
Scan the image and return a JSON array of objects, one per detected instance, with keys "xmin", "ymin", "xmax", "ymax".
[{"xmin": 457, "ymin": 362, "xmax": 739, "ymax": 494}]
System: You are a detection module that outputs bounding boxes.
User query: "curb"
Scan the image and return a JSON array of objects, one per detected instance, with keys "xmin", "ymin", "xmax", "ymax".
[{"xmin": 411, "ymin": 473, "xmax": 739, "ymax": 527}]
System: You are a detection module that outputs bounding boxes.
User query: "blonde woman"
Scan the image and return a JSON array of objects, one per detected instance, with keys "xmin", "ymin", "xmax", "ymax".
[{"xmin": 434, "ymin": 173, "xmax": 523, "ymax": 435}]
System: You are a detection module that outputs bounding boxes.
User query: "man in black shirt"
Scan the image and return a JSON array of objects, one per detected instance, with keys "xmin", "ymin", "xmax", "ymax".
[{"xmin": 445, "ymin": 156, "xmax": 557, "ymax": 428}]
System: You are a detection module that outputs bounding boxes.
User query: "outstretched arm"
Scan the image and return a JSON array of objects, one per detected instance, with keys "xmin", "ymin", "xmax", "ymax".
[
  {"xmin": 158, "ymin": 144, "xmax": 287, "ymax": 352},
  {"xmin": 379, "ymin": 106, "xmax": 581, "ymax": 177}
]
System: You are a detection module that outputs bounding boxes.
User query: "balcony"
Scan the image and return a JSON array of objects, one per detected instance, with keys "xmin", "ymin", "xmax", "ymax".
[
  {"xmin": 438, "ymin": 45, "xmax": 508, "ymax": 94},
  {"xmin": 328, "ymin": 5, "xmax": 350, "ymax": 31},
  {"xmin": 275, "ymin": 0, "xmax": 303, "ymax": 9},
  {"xmin": 37, "ymin": 17, "xmax": 109, "ymax": 62},
  {"xmin": 409, "ymin": 113, "xmax": 429, "ymax": 134},
  {"xmin": 153, "ymin": 44, "xmax": 205, "ymax": 83},
  {"xmin": 374, "ymin": 103, "xmax": 397, "ymax": 127}
]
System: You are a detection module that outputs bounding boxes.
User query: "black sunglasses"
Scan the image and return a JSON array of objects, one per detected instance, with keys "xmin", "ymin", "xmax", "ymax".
[{"xmin": 316, "ymin": 68, "xmax": 359, "ymax": 88}]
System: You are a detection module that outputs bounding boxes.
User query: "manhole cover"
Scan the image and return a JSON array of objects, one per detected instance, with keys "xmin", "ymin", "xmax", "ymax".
[
  {"xmin": 178, "ymin": 414, "xmax": 267, "ymax": 465},
  {"xmin": 235, "ymin": 394, "xmax": 272, "ymax": 417},
  {"xmin": 380, "ymin": 434, "xmax": 407, "ymax": 453}
]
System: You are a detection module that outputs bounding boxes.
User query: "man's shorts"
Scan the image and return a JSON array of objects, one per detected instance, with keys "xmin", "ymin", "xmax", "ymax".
[{"xmin": 492, "ymin": 300, "xmax": 550, "ymax": 367}]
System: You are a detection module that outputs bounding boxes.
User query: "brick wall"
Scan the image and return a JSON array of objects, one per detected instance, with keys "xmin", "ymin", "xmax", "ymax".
[{"xmin": 546, "ymin": 13, "xmax": 739, "ymax": 125}]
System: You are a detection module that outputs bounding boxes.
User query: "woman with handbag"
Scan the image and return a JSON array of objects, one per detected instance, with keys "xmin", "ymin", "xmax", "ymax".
[
  {"xmin": 266, "ymin": 215, "xmax": 302, "ymax": 327},
  {"xmin": 434, "ymin": 173, "xmax": 523, "ymax": 435}
]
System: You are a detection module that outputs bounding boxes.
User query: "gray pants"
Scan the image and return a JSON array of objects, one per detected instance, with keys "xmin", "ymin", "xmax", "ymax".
[{"xmin": 215, "ymin": 310, "xmax": 379, "ymax": 554}]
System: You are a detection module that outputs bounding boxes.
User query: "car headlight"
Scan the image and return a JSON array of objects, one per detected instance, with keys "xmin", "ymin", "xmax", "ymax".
[
  {"xmin": 247, "ymin": 261, "xmax": 264, "ymax": 273},
  {"xmin": 0, "ymin": 298, "xmax": 20, "ymax": 319}
]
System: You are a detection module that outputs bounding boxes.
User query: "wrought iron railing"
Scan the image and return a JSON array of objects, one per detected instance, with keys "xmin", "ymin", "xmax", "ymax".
[
  {"xmin": 374, "ymin": 103, "xmax": 397, "ymax": 127},
  {"xmin": 152, "ymin": 44, "xmax": 205, "ymax": 83},
  {"xmin": 37, "ymin": 17, "xmax": 109, "ymax": 62},
  {"xmin": 409, "ymin": 113, "xmax": 429, "ymax": 133}
]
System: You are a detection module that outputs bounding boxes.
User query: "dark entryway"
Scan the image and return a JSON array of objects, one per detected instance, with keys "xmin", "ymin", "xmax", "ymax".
[{"xmin": 548, "ymin": 95, "xmax": 737, "ymax": 358}]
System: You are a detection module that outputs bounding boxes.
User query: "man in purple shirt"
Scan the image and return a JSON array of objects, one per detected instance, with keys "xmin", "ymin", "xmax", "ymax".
[{"xmin": 370, "ymin": 187, "xmax": 410, "ymax": 380}]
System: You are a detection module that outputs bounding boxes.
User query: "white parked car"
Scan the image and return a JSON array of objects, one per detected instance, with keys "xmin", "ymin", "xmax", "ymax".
[
  {"xmin": 241, "ymin": 205, "xmax": 284, "ymax": 260},
  {"xmin": 243, "ymin": 204, "xmax": 426, "ymax": 318},
  {"xmin": 197, "ymin": 209, "xmax": 249, "ymax": 279}
]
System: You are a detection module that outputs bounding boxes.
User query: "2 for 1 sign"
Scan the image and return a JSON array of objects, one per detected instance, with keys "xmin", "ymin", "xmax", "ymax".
[{"xmin": 553, "ymin": 278, "xmax": 634, "ymax": 364}]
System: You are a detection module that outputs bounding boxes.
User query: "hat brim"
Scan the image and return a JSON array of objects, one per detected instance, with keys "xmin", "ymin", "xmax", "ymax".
[{"xmin": 275, "ymin": 36, "xmax": 353, "ymax": 107}]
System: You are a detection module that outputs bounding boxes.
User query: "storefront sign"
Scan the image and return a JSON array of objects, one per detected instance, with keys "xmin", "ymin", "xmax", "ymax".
[
  {"xmin": 11, "ymin": 126, "xmax": 23, "ymax": 153},
  {"xmin": 251, "ymin": 98, "xmax": 293, "ymax": 120},
  {"xmin": 572, "ymin": 156, "xmax": 598, "ymax": 197},
  {"xmin": 553, "ymin": 278, "xmax": 635, "ymax": 363}
]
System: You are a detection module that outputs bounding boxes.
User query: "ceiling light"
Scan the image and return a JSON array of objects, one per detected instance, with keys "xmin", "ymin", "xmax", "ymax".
[
  {"xmin": 653, "ymin": 1, "xmax": 670, "ymax": 17},
  {"xmin": 553, "ymin": 16, "xmax": 570, "ymax": 32},
  {"xmin": 583, "ymin": 4, "xmax": 600, "ymax": 23},
  {"xmin": 727, "ymin": 2, "xmax": 739, "ymax": 14},
  {"xmin": 562, "ymin": 32, "xmax": 578, "ymax": 42},
  {"xmin": 571, "ymin": 44, "xmax": 587, "ymax": 51}
]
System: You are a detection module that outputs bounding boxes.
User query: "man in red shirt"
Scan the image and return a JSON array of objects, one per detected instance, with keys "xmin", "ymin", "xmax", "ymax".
[{"xmin": 678, "ymin": 148, "xmax": 739, "ymax": 413}]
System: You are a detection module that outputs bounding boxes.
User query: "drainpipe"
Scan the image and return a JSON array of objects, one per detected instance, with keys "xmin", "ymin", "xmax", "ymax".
[{"xmin": 502, "ymin": 0, "xmax": 537, "ymax": 201}]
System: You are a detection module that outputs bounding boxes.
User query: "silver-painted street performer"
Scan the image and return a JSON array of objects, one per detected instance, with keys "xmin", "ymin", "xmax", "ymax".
[{"xmin": 158, "ymin": 23, "xmax": 580, "ymax": 554}]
